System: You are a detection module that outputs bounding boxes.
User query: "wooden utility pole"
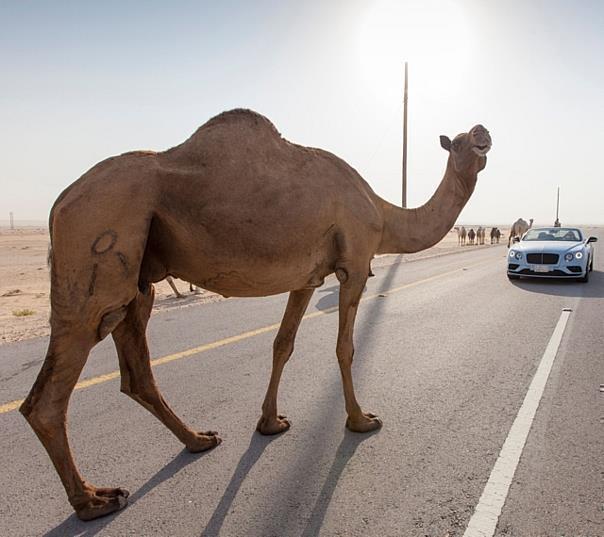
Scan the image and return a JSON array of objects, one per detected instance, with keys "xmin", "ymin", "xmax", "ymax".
[
  {"xmin": 554, "ymin": 187, "xmax": 561, "ymax": 226},
  {"xmin": 402, "ymin": 61, "xmax": 408, "ymax": 208},
  {"xmin": 9, "ymin": 212, "xmax": 14, "ymax": 230}
]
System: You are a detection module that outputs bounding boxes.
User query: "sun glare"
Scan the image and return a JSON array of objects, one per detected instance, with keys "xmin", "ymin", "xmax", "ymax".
[{"xmin": 358, "ymin": 0, "xmax": 472, "ymax": 102}]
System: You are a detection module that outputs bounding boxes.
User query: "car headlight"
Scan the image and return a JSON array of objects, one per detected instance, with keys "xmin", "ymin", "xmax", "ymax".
[
  {"xmin": 509, "ymin": 250, "xmax": 516, "ymax": 258},
  {"xmin": 564, "ymin": 253, "xmax": 573, "ymax": 262},
  {"xmin": 575, "ymin": 251, "xmax": 583, "ymax": 259},
  {"xmin": 515, "ymin": 252, "xmax": 522, "ymax": 260}
]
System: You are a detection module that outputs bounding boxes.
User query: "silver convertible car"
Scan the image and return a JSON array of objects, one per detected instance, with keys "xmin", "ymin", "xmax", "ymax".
[{"xmin": 507, "ymin": 227, "xmax": 597, "ymax": 282}]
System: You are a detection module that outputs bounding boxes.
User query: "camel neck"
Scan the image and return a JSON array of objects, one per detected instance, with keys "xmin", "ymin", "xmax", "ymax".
[{"xmin": 377, "ymin": 161, "xmax": 477, "ymax": 254}]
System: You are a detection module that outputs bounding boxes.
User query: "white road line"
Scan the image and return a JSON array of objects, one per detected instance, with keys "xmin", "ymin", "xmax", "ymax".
[{"xmin": 463, "ymin": 308, "xmax": 572, "ymax": 537}]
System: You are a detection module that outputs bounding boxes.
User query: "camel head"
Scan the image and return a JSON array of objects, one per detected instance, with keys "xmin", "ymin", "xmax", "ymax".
[{"xmin": 440, "ymin": 125, "xmax": 491, "ymax": 176}]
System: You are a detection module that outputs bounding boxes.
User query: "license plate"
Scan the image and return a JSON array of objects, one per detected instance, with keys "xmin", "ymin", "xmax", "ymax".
[{"xmin": 532, "ymin": 265, "xmax": 551, "ymax": 273}]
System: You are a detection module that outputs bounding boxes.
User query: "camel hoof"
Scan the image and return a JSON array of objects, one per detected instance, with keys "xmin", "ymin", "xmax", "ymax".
[
  {"xmin": 345, "ymin": 412, "xmax": 383, "ymax": 433},
  {"xmin": 256, "ymin": 414, "xmax": 291, "ymax": 435},
  {"xmin": 74, "ymin": 487, "xmax": 129, "ymax": 521},
  {"xmin": 186, "ymin": 431, "xmax": 222, "ymax": 453}
]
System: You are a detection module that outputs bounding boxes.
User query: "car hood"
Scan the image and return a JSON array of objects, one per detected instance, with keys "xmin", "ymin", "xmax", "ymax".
[{"xmin": 514, "ymin": 240, "xmax": 585, "ymax": 253}]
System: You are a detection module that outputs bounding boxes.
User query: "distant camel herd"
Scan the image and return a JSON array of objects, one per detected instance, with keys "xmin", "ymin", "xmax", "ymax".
[
  {"xmin": 455, "ymin": 226, "xmax": 501, "ymax": 246},
  {"xmin": 455, "ymin": 218, "xmax": 533, "ymax": 248}
]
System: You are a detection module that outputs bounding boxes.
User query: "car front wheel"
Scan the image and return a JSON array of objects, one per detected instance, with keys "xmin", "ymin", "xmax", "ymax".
[{"xmin": 578, "ymin": 269, "xmax": 589, "ymax": 283}]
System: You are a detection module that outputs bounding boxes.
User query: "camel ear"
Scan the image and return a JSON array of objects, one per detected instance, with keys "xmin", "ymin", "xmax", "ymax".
[{"xmin": 440, "ymin": 135, "xmax": 451, "ymax": 151}]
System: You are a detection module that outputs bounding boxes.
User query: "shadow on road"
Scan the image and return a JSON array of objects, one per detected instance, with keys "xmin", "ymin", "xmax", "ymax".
[
  {"xmin": 299, "ymin": 429, "xmax": 379, "ymax": 537},
  {"xmin": 43, "ymin": 448, "xmax": 211, "ymax": 537},
  {"xmin": 200, "ymin": 433, "xmax": 281, "ymax": 536},
  {"xmin": 510, "ymin": 270, "xmax": 604, "ymax": 298},
  {"xmin": 315, "ymin": 285, "xmax": 339, "ymax": 311}
]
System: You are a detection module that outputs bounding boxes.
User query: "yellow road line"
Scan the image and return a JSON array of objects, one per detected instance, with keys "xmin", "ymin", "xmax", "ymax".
[
  {"xmin": 0, "ymin": 257, "xmax": 493, "ymax": 415},
  {"xmin": 0, "ymin": 400, "xmax": 24, "ymax": 414}
]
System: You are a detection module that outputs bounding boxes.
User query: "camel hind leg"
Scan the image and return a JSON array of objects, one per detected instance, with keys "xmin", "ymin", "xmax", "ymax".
[
  {"xmin": 20, "ymin": 232, "xmax": 140, "ymax": 520},
  {"xmin": 112, "ymin": 286, "xmax": 221, "ymax": 452},
  {"xmin": 20, "ymin": 206, "xmax": 167, "ymax": 520},
  {"xmin": 20, "ymin": 324, "xmax": 130, "ymax": 521}
]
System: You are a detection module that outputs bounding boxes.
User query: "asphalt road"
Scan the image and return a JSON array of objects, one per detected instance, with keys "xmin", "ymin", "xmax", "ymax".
[{"xmin": 0, "ymin": 229, "xmax": 602, "ymax": 537}]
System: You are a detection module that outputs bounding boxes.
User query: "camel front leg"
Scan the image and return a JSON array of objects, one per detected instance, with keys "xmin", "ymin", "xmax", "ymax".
[
  {"xmin": 112, "ymin": 288, "xmax": 220, "ymax": 453},
  {"xmin": 257, "ymin": 288, "xmax": 314, "ymax": 435},
  {"xmin": 336, "ymin": 272, "xmax": 382, "ymax": 433}
]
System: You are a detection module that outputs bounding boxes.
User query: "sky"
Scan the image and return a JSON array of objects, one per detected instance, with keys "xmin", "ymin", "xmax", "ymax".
[{"xmin": 1, "ymin": 0, "xmax": 603, "ymax": 226}]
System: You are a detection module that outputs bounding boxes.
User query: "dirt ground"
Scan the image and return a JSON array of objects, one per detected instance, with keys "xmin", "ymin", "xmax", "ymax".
[{"xmin": 0, "ymin": 226, "xmax": 505, "ymax": 345}]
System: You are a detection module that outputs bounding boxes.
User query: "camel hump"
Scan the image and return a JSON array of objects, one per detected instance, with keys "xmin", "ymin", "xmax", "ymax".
[
  {"xmin": 162, "ymin": 109, "xmax": 285, "ymax": 163},
  {"xmin": 202, "ymin": 108, "xmax": 281, "ymax": 136},
  {"xmin": 185, "ymin": 109, "xmax": 282, "ymax": 147}
]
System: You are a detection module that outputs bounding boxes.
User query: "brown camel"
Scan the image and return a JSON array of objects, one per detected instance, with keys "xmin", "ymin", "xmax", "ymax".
[
  {"xmin": 467, "ymin": 228, "xmax": 476, "ymax": 245},
  {"xmin": 20, "ymin": 109, "xmax": 491, "ymax": 521},
  {"xmin": 455, "ymin": 225, "xmax": 467, "ymax": 246},
  {"xmin": 490, "ymin": 227, "xmax": 501, "ymax": 244},
  {"xmin": 476, "ymin": 226, "xmax": 485, "ymax": 245},
  {"xmin": 507, "ymin": 218, "xmax": 533, "ymax": 247}
]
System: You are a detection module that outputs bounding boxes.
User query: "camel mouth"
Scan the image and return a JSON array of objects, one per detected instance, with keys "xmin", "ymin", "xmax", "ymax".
[{"xmin": 472, "ymin": 144, "xmax": 491, "ymax": 156}]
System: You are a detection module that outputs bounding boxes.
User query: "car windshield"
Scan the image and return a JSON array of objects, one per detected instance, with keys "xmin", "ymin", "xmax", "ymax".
[{"xmin": 523, "ymin": 228, "xmax": 582, "ymax": 242}]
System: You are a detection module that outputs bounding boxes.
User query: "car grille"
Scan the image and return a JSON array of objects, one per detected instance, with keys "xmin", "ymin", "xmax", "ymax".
[
  {"xmin": 519, "ymin": 269, "xmax": 573, "ymax": 276},
  {"xmin": 526, "ymin": 253, "xmax": 559, "ymax": 264}
]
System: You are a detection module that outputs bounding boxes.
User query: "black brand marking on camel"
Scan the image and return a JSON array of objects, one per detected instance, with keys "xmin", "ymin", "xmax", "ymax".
[
  {"xmin": 88, "ymin": 264, "xmax": 98, "ymax": 296},
  {"xmin": 116, "ymin": 252, "xmax": 129, "ymax": 276},
  {"xmin": 322, "ymin": 223, "xmax": 335, "ymax": 237},
  {"xmin": 91, "ymin": 230, "xmax": 118, "ymax": 255}
]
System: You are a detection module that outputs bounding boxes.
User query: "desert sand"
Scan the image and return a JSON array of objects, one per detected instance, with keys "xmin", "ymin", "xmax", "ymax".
[{"xmin": 0, "ymin": 226, "xmax": 503, "ymax": 345}]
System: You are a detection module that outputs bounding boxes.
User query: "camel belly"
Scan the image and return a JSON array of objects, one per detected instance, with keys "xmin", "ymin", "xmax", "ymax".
[
  {"xmin": 144, "ymin": 216, "xmax": 338, "ymax": 297},
  {"xmin": 175, "ymin": 254, "xmax": 334, "ymax": 297}
]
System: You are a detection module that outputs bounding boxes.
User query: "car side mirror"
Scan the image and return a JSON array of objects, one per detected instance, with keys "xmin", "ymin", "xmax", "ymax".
[{"xmin": 587, "ymin": 236, "xmax": 598, "ymax": 243}]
